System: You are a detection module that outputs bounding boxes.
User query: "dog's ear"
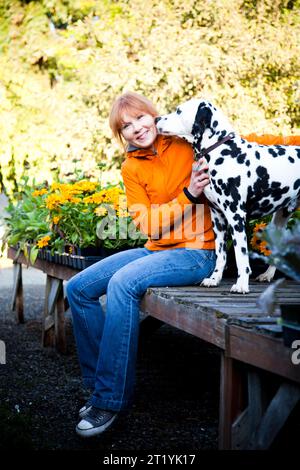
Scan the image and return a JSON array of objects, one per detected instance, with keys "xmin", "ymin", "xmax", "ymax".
[{"xmin": 192, "ymin": 103, "xmax": 213, "ymax": 138}]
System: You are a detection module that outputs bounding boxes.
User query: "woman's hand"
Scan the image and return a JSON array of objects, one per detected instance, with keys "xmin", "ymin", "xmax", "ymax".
[{"xmin": 188, "ymin": 159, "xmax": 210, "ymax": 198}]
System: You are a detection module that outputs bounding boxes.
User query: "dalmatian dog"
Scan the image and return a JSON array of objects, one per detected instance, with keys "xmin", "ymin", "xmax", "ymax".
[{"xmin": 155, "ymin": 99, "xmax": 300, "ymax": 293}]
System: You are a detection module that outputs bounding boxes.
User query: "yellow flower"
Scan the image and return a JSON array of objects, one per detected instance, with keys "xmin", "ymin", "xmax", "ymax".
[
  {"xmin": 73, "ymin": 181, "xmax": 98, "ymax": 193},
  {"xmin": 32, "ymin": 188, "xmax": 48, "ymax": 197},
  {"xmin": 253, "ymin": 222, "xmax": 268, "ymax": 233},
  {"xmin": 70, "ymin": 197, "xmax": 81, "ymax": 204},
  {"xmin": 250, "ymin": 222, "xmax": 271, "ymax": 256},
  {"xmin": 94, "ymin": 206, "xmax": 107, "ymax": 216},
  {"xmin": 37, "ymin": 235, "xmax": 51, "ymax": 248},
  {"xmin": 53, "ymin": 216, "xmax": 60, "ymax": 224},
  {"xmin": 117, "ymin": 208, "xmax": 129, "ymax": 217},
  {"xmin": 260, "ymin": 240, "xmax": 272, "ymax": 256},
  {"xmin": 50, "ymin": 182, "xmax": 63, "ymax": 192},
  {"xmin": 83, "ymin": 192, "xmax": 105, "ymax": 204},
  {"xmin": 45, "ymin": 194, "xmax": 66, "ymax": 210}
]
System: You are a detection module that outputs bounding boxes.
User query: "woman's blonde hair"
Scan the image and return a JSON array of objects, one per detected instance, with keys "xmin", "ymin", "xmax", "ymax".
[{"xmin": 109, "ymin": 91, "xmax": 158, "ymax": 146}]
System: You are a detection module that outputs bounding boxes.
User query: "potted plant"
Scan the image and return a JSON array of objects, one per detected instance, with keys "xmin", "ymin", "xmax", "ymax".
[
  {"xmin": 0, "ymin": 177, "xmax": 53, "ymax": 264},
  {"xmin": 1, "ymin": 177, "xmax": 147, "ymax": 267},
  {"xmin": 256, "ymin": 219, "xmax": 300, "ymax": 347}
]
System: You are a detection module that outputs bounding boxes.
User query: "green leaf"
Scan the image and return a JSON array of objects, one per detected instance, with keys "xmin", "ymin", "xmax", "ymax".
[{"xmin": 29, "ymin": 245, "xmax": 39, "ymax": 265}]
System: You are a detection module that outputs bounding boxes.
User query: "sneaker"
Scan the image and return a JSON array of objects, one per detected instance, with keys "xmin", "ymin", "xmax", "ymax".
[
  {"xmin": 76, "ymin": 406, "xmax": 117, "ymax": 438},
  {"xmin": 78, "ymin": 402, "xmax": 92, "ymax": 419}
]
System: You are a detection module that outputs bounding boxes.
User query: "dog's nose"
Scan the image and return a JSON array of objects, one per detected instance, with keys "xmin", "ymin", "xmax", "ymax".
[{"xmin": 154, "ymin": 116, "xmax": 161, "ymax": 124}]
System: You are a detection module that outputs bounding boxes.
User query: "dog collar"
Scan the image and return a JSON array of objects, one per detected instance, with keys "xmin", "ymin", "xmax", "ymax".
[{"xmin": 195, "ymin": 132, "xmax": 235, "ymax": 166}]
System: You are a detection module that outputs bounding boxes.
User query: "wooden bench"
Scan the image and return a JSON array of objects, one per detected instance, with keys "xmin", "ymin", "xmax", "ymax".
[{"xmin": 7, "ymin": 246, "xmax": 300, "ymax": 449}]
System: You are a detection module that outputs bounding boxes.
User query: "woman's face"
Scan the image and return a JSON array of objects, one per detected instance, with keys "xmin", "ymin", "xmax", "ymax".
[{"xmin": 120, "ymin": 112, "xmax": 157, "ymax": 148}]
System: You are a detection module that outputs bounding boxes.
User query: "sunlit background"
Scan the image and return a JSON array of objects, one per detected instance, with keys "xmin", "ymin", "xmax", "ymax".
[{"xmin": 0, "ymin": 0, "xmax": 299, "ymax": 234}]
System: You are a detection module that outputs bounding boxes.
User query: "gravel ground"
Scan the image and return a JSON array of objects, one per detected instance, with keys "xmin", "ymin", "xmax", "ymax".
[
  {"xmin": 0, "ymin": 285, "xmax": 220, "ymax": 452},
  {"xmin": 1, "ymin": 284, "xmax": 299, "ymax": 457}
]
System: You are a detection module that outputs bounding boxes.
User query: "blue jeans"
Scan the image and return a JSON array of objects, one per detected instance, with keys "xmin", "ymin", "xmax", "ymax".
[{"xmin": 66, "ymin": 247, "xmax": 215, "ymax": 412}]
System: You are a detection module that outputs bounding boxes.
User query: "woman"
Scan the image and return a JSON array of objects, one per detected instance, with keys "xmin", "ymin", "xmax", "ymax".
[
  {"xmin": 67, "ymin": 91, "xmax": 299, "ymax": 438},
  {"xmin": 66, "ymin": 91, "xmax": 216, "ymax": 437}
]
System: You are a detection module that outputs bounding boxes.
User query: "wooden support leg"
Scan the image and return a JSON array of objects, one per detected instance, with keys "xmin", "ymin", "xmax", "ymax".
[
  {"xmin": 231, "ymin": 368, "xmax": 300, "ymax": 449},
  {"xmin": 11, "ymin": 262, "xmax": 24, "ymax": 324},
  {"xmin": 42, "ymin": 275, "xmax": 66, "ymax": 353},
  {"xmin": 55, "ymin": 282, "xmax": 67, "ymax": 354},
  {"xmin": 231, "ymin": 369, "xmax": 266, "ymax": 450},
  {"xmin": 218, "ymin": 353, "xmax": 246, "ymax": 449},
  {"xmin": 247, "ymin": 370, "xmax": 264, "ymax": 439},
  {"xmin": 250, "ymin": 381, "xmax": 300, "ymax": 449}
]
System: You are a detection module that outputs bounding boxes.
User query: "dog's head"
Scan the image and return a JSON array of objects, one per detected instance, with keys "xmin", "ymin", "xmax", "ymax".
[
  {"xmin": 155, "ymin": 99, "xmax": 214, "ymax": 144},
  {"xmin": 156, "ymin": 99, "xmax": 234, "ymax": 148}
]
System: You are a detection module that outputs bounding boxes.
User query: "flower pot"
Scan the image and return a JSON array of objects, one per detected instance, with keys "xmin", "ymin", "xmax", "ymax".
[
  {"xmin": 76, "ymin": 256, "xmax": 84, "ymax": 270},
  {"xmin": 37, "ymin": 248, "xmax": 44, "ymax": 260},
  {"xmin": 65, "ymin": 244, "xmax": 76, "ymax": 255},
  {"xmin": 100, "ymin": 246, "xmax": 133, "ymax": 257},
  {"xmin": 280, "ymin": 304, "xmax": 300, "ymax": 347},
  {"xmin": 76, "ymin": 246, "xmax": 102, "ymax": 257}
]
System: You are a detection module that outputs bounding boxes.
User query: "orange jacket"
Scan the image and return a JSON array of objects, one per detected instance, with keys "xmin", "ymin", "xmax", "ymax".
[
  {"xmin": 121, "ymin": 133, "xmax": 300, "ymax": 251},
  {"xmin": 242, "ymin": 134, "xmax": 300, "ymax": 146}
]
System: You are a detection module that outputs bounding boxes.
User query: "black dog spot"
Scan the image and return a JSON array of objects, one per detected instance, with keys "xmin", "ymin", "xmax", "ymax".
[
  {"xmin": 220, "ymin": 149, "xmax": 231, "ymax": 156},
  {"xmin": 237, "ymin": 154, "xmax": 247, "ymax": 164},
  {"xmin": 217, "ymin": 176, "xmax": 241, "ymax": 213},
  {"xmin": 233, "ymin": 213, "xmax": 244, "ymax": 232},
  {"xmin": 268, "ymin": 148, "xmax": 279, "ymax": 158},
  {"xmin": 192, "ymin": 105, "xmax": 213, "ymax": 139},
  {"xmin": 294, "ymin": 179, "xmax": 300, "ymax": 190},
  {"xmin": 277, "ymin": 146, "xmax": 286, "ymax": 156}
]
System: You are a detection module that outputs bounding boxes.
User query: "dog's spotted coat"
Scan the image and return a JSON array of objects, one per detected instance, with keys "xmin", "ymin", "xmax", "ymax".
[{"xmin": 156, "ymin": 99, "xmax": 300, "ymax": 293}]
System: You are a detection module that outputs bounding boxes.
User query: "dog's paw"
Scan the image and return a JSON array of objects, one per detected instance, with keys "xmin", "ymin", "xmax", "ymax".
[
  {"xmin": 230, "ymin": 282, "xmax": 249, "ymax": 294},
  {"xmin": 201, "ymin": 277, "xmax": 220, "ymax": 287},
  {"xmin": 255, "ymin": 266, "xmax": 276, "ymax": 283}
]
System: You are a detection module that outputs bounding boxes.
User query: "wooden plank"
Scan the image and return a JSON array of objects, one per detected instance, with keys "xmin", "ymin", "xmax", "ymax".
[
  {"xmin": 141, "ymin": 289, "xmax": 227, "ymax": 348},
  {"xmin": 250, "ymin": 382, "xmax": 300, "ymax": 449},
  {"xmin": 11, "ymin": 262, "xmax": 24, "ymax": 323},
  {"xmin": 158, "ymin": 290, "xmax": 300, "ymax": 299},
  {"xmin": 254, "ymin": 324, "xmax": 282, "ymax": 337},
  {"xmin": 231, "ymin": 408, "xmax": 249, "ymax": 450},
  {"xmin": 228, "ymin": 317, "xmax": 279, "ymax": 327},
  {"xmin": 54, "ymin": 283, "xmax": 67, "ymax": 354},
  {"xmin": 218, "ymin": 352, "xmax": 246, "ymax": 449},
  {"xmin": 158, "ymin": 281, "xmax": 300, "ymax": 294},
  {"xmin": 44, "ymin": 314, "xmax": 55, "ymax": 331},
  {"xmin": 228, "ymin": 325, "xmax": 300, "ymax": 383},
  {"xmin": 247, "ymin": 370, "xmax": 264, "ymax": 443},
  {"xmin": 7, "ymin": 247, "xmax": 79, "ymax": 281},
  {"xmin": 47, "ymin": 277, "xmax": 62, "ymax": 316},
  {"xmin": 145, "ymin": 282, "xmax": 300, "ymax": 322}
]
